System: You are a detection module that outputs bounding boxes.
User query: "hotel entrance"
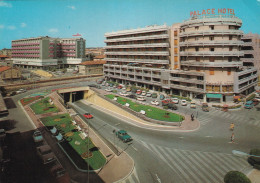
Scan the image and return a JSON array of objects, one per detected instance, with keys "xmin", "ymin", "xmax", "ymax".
[{"xmin": 206, "ymin": 93, "xmax": 222, "ymax": 103}]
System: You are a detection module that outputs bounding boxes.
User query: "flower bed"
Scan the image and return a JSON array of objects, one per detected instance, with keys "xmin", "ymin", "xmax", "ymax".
[
  {"xmin": 106, "ymin": 94, "xmax": 184, "ymax": 122},
  {"xmin": 30, "ymin": 97, "xmax": 59, "ymax": 114},
  {"xmin": 20, "ymin": 96, "xmax": 44, "ymax": 106},
  {"xmin": 40, "ymin": 113, "xmax": 106, "ymax": 170}
]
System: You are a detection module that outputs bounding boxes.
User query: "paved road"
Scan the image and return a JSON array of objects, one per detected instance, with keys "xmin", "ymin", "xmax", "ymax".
[{"xmin": 73, "ymin": 97, "xmax": 260, "ymax": 183}]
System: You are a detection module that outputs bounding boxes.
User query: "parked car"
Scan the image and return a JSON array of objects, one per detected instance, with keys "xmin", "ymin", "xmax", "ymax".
[
  {"xmin": 202, "ymin": 103, "xmax": 209, "ymax": 112},
  {"xmin": 159, "ymin": 94, "xmax": 165, "ymax": 100},
  {"xmin": 168, "ymin": 103, "xmax": 178, "ymax": 110},
  {"xmin": 146, "ymin": 92, "xmax": 152, "ymax": 97},
  {"xmin": 151, "ymin": 100, "xmax": 159, "ymax": 106},
  {"xmin": 33, "ymin": 130, "xmax": 43, "ymax": 143},
  {"xmin": 152, "ymin": 93, "xmax": 158, "ymax": 98},
  {"xmin": 162, "ymin": 99, "xmax": 173, "ymax": 106},
  {"xmin": 254, "ymin": 96, "xmax": 260, "ymax": 102},
  {"xmin": 190, "ymin": 101, "xmax": 196, "ymax": 109},
  {"xmin": 181, "ymin": 99, "xmax": 187, "ymax": 106},
  {"xmin": 117, "ymin": 85, "xmax": 123, "ymax": 89},
  {"xmin": 127, "ymin": 94, "xmax": 136, "ymax": 99},
  {"xmin": 141, "ymin": 91, "xmax": 147, "ymax": 96},
  {"xmin": 137, "ymin": 96, "xmax": 146, "ymax": 101},
  {"xmin": 136, "ymin": 90, "xmax": 142, "ymax": 95},
  {"xmin": 83, "ymin": 112, "xmax": 93, "ymax": 119},
  {"xmin": 115, "ymin": 130, "xmax": 132, "ymax": 143},
  {"xmin": 126, "ymin": 87, "xmax": 131, "ymax": 92},
  {"xmin": 50, "ymin": 163, "xmax": 70, "ymax": 183},
  {"xmin": 172, "ymin": 98, "xmax": 179, "ymax": 104},
  {"xmin": 105, "ymin": 88, "xmax": 112, "ymax": 92},
  {"xmin": 120, "ymin": 91, "xmax": 128, "ymax": 96},
  {"xmin": 244, "ymin": 101, "xmax": 254, "ymax": 109},
  {"xmin": 36, "ymin": 145, "xmax": 56, "ymax": 164},
  {"xmin": 16, "ymin": 88, "xmax": 26, "ymax": 94}
]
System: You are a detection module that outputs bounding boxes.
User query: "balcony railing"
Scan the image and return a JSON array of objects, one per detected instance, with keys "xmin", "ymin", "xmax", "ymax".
[
  {"xmin": 179, "ymin": 41, "xmax": 244, "ymax": 47},
  {"xmin": 105, "ymin": 43, "xmax": 169, "ymax": 49},
  {"xmin": 12, "ymin": 43, "xmax": 40, "ymax": 47},
  {"xmin": 170, "ymin": 84, "xmax": 204, "ymax": 93},
  {"xmin": 179, "ymin": 30, "xmax": 243, "ymax": 37},
  {"xmin": 105, "ymin": 57, "xmax": 169, "ymax": 64},
  {"xmin": 12, "ymin": 47, "xmax": 40, "ymax": 50},
  {"xmin": 240, "ymin": 58, "xmax": 254, "ymax": 62},
  {"xmin": 180, "ymin": 61, "xmax": 242, "ymax": 67},
  {"xmin": 180, "ymin": 51, "xmax": 244, "ymax": 57},
  {"xmin": 170, "ymin": 77, "xmax": 204, "ymax": 84},
  {"xmin": 104, "ymin": 34, "xmax": 169, "ymax": 43},
  {"xmin": 105, "ymin": 51, "xmax": 169, "ymax": 56}
]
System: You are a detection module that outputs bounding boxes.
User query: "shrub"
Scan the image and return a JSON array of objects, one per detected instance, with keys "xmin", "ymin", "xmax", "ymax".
[
  {"xmin": 163, "ymin": 106, "xmax": 168, "ymax": 109},
  {"xmin": 246, "ymin": 94, "xmax": 256, "ymax": 101},
  {"xmin": 224, "ymin": 171, "xmax": 251, "ymax": 183}
]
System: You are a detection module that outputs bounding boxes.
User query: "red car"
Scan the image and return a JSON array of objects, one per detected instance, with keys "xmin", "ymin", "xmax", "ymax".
[
  {"xmin": 136, "ymin": 90, "xmax": 142, "ymax": 95},
  {"xmin": 83, "ymin": 113, "xmax": 93, "ymax": 119}
]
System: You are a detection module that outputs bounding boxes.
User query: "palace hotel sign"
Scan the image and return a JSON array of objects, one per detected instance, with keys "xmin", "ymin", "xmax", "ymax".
[{"xmin": 190, "ymin": 8, "xmax": 235, "ymax": 17}]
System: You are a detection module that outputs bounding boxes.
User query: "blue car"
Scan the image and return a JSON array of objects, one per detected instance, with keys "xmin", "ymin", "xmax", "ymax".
[{"xmin": 244, "ymin": 101, "xmax": 254, "ymax": 109}]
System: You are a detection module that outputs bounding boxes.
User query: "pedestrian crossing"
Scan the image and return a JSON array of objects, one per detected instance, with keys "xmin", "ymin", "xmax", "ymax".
[
  {"xmin": 198, "ymin": 109, "xmax": 260, "ymax": 127},
  {"xmin": 139, "ymin": 140, "xmax": 250, "ymax": 183},
  {"xmin": 120, "ymin": 167, "xmax": 140, "ymax": 183}
]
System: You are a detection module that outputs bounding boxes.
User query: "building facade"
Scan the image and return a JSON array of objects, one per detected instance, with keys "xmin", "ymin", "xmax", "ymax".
[
  {"xmin": 104, "ymin": 13, "xmax": 258, "ymax": 103},
  {"xmin": 12, "ymin": 36, "xmax": 86, "ymax": 69},
  {"xmin": 241, "ymin": 33, "xmax": 260, "ymax": 76},
  {"xmin": 0, "ymin": 66, "xmax": 21, "ymax": 80}
]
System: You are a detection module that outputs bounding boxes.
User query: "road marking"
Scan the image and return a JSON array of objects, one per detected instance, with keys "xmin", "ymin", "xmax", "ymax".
[
  {"xmin": 155, "ymin": 174, "xmax": 162, "ymax": 183},
  {"xmin": 115, "ymin": 123, "xmax": 121, "ymax": 126},
  {"xmin": 131, "ymin": 145, "xmax": 138, "ymax": 151},
  {"xmin": 179, "ymin": 136, "xmax": 184, "ymax": 139},
  {"xmin": 205, "ymin": 136, "xmax": 213, "ymax": 138}
]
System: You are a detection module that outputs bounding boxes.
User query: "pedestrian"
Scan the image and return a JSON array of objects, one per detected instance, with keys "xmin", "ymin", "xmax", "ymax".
[
  {"xmin": 191, "ymin": 113, "xmax": 194, "ymax": 121},
  {"xmin": 231, "ymin": 133, "xmax": 234, "ymax": 143}
]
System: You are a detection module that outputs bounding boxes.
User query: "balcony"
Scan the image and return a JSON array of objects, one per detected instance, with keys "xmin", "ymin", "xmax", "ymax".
[
  {"xmin": 105, "ymin": 57, "xmax": 169, "ymax": 64},
  {"xmin": 105, "ymin": 51, "xmax": 169, "ymax": 56},
  {"xmin": 180, "ymin": 61, "xmax": 242, "ymax": 67},
  {"xmin": 243, "ymin": 50, "xmax": 255, "ymax": 55},
  {"xmin": 105, "ymin": 43, "xmax": 169, "ymax": 49},
  {"xmin": 240, "ymin": 58, "xmax": 254, "ymax": 62},
  {"xmin": 12, "ymin": 43, "xmax": 40, "ymax": 47},
  {"xmin": 180, "ymin": 51, "xmax": 244, "ymax": 57},
  {"xmin": 104, "ymin": 34, "xmax": 169, "ymax": 43},
  {"xmin": 243, "ymin": 42, "xmax": 253, "ymax": 46},
  {"xmin": 179, "ymin": 41, "xmax": 244, "ymax": 47},
  {"xmin": 170, "ymin": 84, "xmax": 204, "ymax": 93},
  {"xmin": 170, "ymin": 77, "xmax": 204, "ymax": 84},
  {"xmin": 12, "ymin": 47, "xmax": 40, "ymax": 50},
  {"xmin": 179, "ymin": 30, "xmax": 243, "ymax": 37}
]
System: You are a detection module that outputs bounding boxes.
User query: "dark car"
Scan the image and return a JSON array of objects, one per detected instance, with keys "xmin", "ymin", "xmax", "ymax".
[
  {"xmin": 128, "ymin": 94, "xmax": 136, "ymax": 99},
  {"xmin": 116, "ymin": 130, "xmax": 132, "ymax": 143},
  {"xmin": 244, "ymin": 101, "xmax": 254, "ymax": 109},
  {"xmin": 168, "ymin": 103, "xmax": 178, "ymax": 110}
]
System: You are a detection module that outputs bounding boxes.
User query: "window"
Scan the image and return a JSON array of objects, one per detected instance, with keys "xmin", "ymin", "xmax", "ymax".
[
  {"xmin": 229, "ymin": 46, "xmax": 233, "ymax": 51},
  {"xmin": 196, "ymin": 67, "xmax": 200, "ymax": 72},
  {"xmin": 209, "ymin": 68, "xmax": 214, "ymax": 75},
  {"xmin": 183, "ymin": 29, "xmax": 185, "ymax": 32},
  {"xmin": 227, "ymin": 68, "xmax": 231, "ymax": 75},
  {"xmin": 228, "ymin": 57, "xmax": 232, "ymax": 62},
  {"xmin": 210, "ymin": 48, "xmax": 214, "ymax": 52},
  {"xmin": 196, "ymin": 57, "xmax": 200, "ymax": 61},
  {"xmin": 195, "ymin": 26, "xmax": 199, "ymax": 30},
  {"xmin": 209, "ymin": 36, "xmax": 214, "ymax": 41},
  {"xmin": 195, "ymin": 47, "xmax": 199, "ymax": 52},
  {"xmin": 210, "ymin": 25, "xmax": 214, "ymax": 30},
  {"xmin": 197, "ymin": 76, "xmax": 204, "ymax": 80},
  {"xmin": 229, "ymin": 35, "xmax": 233, "ymax": 40},
  {"xmin": 209, "ymin": 57, "xmax": 215, "ymax": 62},
  {"xmin": 195, "ymin": 37, "xmax": 199, "ymax": 41}
]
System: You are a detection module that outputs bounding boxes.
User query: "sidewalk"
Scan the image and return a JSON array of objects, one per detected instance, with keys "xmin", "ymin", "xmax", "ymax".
[
  {"xmin": 23, "ymin": 91, "xmax": 134, "ymax": 183},
  {"xmin": 248, "ymin": 169, "xmax": 260, "ymax": 183}
]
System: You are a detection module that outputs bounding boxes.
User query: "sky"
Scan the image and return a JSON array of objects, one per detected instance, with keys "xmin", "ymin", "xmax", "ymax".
[{"xmin": 0, "ymin": 0, "xmax": 260, "ymax": 49}]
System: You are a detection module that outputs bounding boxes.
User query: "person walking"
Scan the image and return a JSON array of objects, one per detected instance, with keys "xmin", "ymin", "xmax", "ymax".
[
  {"xmin": 191, "ymin": 113, "xmax": 194, "ymax": 121},
  {"xmin": 231, "ymin": 133, "xmax": 235, "ymax": 143},
  {"xmin": 230, "ymin": 122, "xmax": 235, "ymax": 131}
]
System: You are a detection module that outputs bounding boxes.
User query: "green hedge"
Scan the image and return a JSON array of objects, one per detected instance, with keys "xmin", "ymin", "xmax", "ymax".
[
  {"xmin": 212, "ymin": 105, "xmax": 241, "ymax": 109},
  {"xmin": 246, "ymin": 94, "xmax": 256, "ymax": 101},
  {"xmin": 224, "ymin": 171, "xmax": 251, "ymax": 183}
]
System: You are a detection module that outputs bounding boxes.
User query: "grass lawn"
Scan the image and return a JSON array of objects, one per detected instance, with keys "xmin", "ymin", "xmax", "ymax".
[
  {"xmin": 106, "ymin": 94, "xmax": 184, "ymax": 122},
  {"xmin": 20, "ymin": 96, "xmax": 44, "ymax": 106},
  {"xmin": 40, "ymin": 113, "xmax": 106, "ymax": 170},
  {"xmin": 30, "ymin": 97, "xmax": 59, "ymax": 114}
]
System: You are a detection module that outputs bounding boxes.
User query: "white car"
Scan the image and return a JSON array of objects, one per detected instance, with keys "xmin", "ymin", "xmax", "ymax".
[
  {"xmin": 105, "ymin": 88, "xmax": 112, "ymax": 92},
  {"xmin": 146, "ymin": 92, "xmax": 152, "ymax": 97},
  {"xmin": 181, "ymin": 99, "xmax": 187, "ymax": 106},
  {"xmin": 137, "ymin": 96, "xmax": 146, "ymax": 101},
  {"xmin": 190, "ymin": 101, "xmax": 196, "ymax": 108},
  {"xmin": 141, "ymin": 91, "xmax": 147, "ymax": 96},
  {"xmin": 172, "ymin": 98, "xmax": 179, "ymax": 104},
  {"xmin": 151, "ymin": 100, "xmax": 159, "ymax": 106},
  {"xmin": 120, "ymin": 91, "xmax": 128, "ymax": 96}
]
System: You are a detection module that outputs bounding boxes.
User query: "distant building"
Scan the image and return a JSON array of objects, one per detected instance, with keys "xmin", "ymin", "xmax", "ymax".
[
  {"xmin": 0, "ymin": 48, "xmax": 12, "ymax": 57},
  {"xmin": 78, "ymin": 60, "xmax": 106, "ymax": 75},
  {"xmin": 241, "ymin": 33, "xmax": 260, "ymax": 76},
  {"xmin": 0, "ymin": 66, "xmax": 21, "ymax": 80},
  {"xmin": 11, "ymin": 36, "xmax": 86, "ymax": 69}
]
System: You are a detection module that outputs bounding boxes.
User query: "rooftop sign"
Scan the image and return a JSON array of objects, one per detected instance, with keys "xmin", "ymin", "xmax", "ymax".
[{"xmin": 190, "ymin": 8, "xmax": 235, "ymax": 17}]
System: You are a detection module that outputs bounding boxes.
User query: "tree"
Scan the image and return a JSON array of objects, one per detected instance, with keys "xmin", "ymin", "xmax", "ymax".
[{"xmin": 224, "ymin": 171, "xmax": 251, "ymax": 183}]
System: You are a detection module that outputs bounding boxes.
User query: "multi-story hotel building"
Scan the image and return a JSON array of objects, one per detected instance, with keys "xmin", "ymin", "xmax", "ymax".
[
  {"xmin": 104, "ymin": 10, "xmax": 258, "ymax": 103},
  {"xmin": 12, "ymin": 36, "xmax": 86, "ymax": 69},
  {"xmin": 241, "ymin": 33, "xmax": 260, "ymax": 75}
]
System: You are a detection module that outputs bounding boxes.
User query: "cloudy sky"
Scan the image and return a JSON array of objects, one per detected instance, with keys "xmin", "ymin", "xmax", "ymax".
[{"xmin": 0, "ymin": 0, "xmax": 259, "ymax": 49}]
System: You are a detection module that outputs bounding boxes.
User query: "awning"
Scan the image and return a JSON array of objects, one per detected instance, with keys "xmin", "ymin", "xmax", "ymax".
[
  {"xmin": 206, "ymin": 93, "xmax": 222, "ymax": 99},
  {"xmin": 233, "ymin": 96, "xmax": 241, "ymax": 99}
]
